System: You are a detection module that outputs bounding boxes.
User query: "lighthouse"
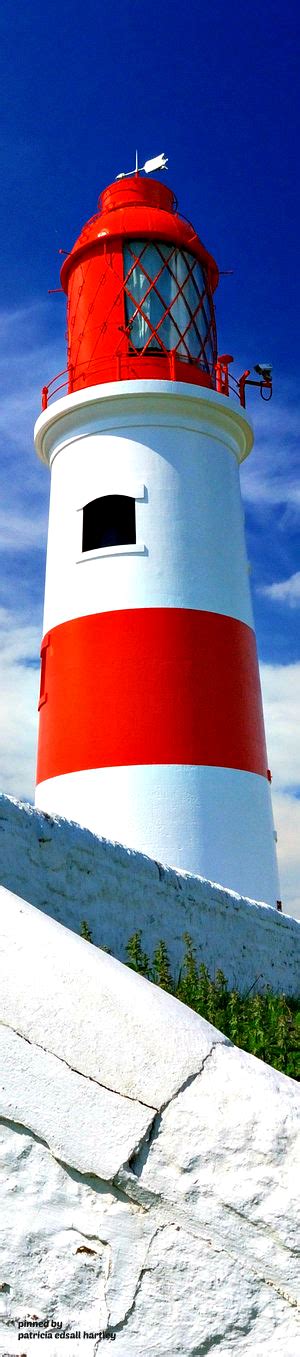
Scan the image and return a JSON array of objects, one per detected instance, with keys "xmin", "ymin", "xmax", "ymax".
[{"xmin": 34, "ymin": 168, "xmax": 280, "ymax": 907}]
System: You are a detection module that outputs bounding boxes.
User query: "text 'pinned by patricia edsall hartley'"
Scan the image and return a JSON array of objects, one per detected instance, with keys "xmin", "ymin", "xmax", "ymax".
[{"xmin": 5, "ymin": 1316, "xmax": 116, "ymax": 1341}]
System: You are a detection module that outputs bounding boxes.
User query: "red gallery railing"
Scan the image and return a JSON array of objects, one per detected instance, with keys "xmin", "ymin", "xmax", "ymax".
[{"xmin": 41, "ymin": 357, "xmax": 272, "ymax": 411}]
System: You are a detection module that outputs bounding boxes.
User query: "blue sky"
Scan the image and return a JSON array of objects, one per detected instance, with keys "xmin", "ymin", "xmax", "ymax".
[{"xmin": 0, "ymin": 0, "xmax": 299, "ymax": 914}]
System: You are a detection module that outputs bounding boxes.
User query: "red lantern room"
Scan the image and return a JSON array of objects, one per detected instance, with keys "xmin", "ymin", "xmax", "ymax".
[{"xmin": 60, "ymin": 176, "xmax": 219, "ymax": 393}]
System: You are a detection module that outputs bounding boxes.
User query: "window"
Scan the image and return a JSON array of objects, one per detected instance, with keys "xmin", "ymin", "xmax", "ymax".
[
  {"xmin": 123, "ymin": 240, "xmax": 216, "ymax": 371},
  {"xmin": 82, "ymin": 495, "xmax": 136, "ymax": 553}
]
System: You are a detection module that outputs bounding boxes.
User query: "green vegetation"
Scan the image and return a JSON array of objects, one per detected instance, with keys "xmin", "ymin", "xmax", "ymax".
[
  {"xmin": 80, "ymin": 919, "xmax": 93, "ymax": 942},
  {"xmin": 80, "ymin": 922, "xmax": 300, "ymax": 1080}
]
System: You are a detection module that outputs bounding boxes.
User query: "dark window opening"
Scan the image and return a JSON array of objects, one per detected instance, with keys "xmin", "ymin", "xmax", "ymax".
[{"xmin": 82, "ymin": 495, "xmax": 136, "ymax": 552}]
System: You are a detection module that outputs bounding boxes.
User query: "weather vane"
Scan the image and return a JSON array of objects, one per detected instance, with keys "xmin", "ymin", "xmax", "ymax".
[{"xmin": 116, "ymin": 151, "xmax": 168, "ymax": 180}]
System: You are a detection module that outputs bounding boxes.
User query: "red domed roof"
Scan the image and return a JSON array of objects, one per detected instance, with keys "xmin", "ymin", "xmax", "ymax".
[{"xmin": 60, "ymin": 177, "xmax": 219, "ymax": 293}]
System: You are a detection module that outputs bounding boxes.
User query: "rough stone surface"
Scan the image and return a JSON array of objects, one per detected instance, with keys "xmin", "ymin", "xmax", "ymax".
[
  {"xmin": 1, "ymin": 792, "xmax": 300, "ymax": 996},
  {"xmin": 0, "ymin": 884, "xmax": 300, "ymax": 1355},
  {"xmin": 0, "ymin": 887, "xmax": 227, "ymax": 1109},
  {"xmin": 0, "ymin": 1026, "xmax": 155, "ymax": 1179}
]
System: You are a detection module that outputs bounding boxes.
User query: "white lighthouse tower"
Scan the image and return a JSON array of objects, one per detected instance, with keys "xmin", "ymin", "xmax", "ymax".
[{"xmin": 34, "ymin": 170, "xmax": 280, "ymax": 907}]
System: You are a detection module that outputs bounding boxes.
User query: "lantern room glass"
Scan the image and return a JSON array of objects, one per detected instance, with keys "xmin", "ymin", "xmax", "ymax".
[{"xmin": 123, "ymin": 241, "xmax": 215, "ymax": 370}]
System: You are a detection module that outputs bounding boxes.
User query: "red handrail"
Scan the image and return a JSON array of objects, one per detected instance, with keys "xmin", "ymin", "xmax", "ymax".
[{"xmin": 41, "ymin": 357, "xmax": 272, "ymax": 410}]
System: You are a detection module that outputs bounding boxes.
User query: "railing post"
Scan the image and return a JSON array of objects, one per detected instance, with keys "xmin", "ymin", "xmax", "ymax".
[
  {"xmin": 215, "ymin": 359, "xmax": 222, "ymax": 393},
  {"xmin": 215, "ymin": 354, "xmax": 233, "ymax": 396},
  {"xmin": 238, "ymin": 370, "xmax": 251, "ymax": 408},
  {"xmin": 222, "ymin": 363, "xmax": 229, "ymax": 397},
  {"xmin": 41, "ymin": 386, "xmax": 48, "ymax": 411}
]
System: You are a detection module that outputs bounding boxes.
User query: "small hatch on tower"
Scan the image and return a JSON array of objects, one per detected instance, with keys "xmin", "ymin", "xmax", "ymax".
[{"xmin": 82, "ymin": 494, "xmax": 136, "ymax": 552}]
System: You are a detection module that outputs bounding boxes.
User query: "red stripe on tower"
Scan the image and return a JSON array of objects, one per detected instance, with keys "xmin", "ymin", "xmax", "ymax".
[{"xmin": 36, "ymin": 609, "xmax": 268, "ymax": 784}]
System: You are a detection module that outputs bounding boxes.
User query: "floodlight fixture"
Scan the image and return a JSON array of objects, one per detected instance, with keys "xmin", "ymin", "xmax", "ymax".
[{"xmin": 254, "ymin": 363, "xmax": 272, "ymax": 380}]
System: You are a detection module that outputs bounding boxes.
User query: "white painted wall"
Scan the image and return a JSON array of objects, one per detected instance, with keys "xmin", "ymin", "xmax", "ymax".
[
  {"xmin": 1, "ymin": 884, "xmax": 299, "ymax": 1356},
  {"xmin": 36, "ymin": 764, "xmax": 279, "ymax": 903},
  {"xmin": 35, "ymin": 382, "xmax": 254, "ymax": 634},
  {"xmin": 1, "ymin": 792, "xmax": 299, "ymax": 996}
]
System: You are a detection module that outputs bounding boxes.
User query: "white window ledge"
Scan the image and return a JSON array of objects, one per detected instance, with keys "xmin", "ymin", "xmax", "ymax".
[{"xmin": 76, "ymin": 542, "xmax": 147, "ymax": 563}]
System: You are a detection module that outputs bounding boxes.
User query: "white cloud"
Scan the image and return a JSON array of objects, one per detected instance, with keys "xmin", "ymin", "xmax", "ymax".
[
  {"xmin": 0, "ymin": 299, "xmax": 64, "ymax": 448},
  {"xmin": 260, "ymin": 662, "xmax": 300, "ymax": 918},
  {"xmin": 259, "ymin": 572, "xmax": 300, "ymax": 606},
  {"xmin": 0, "ymin": 301, "xmax": 59, "ymax": 561},
  {"xmin": 0, "ymin": 303, "xmax": 59, "ymax": 800},
  {"xmin": 270, "ymin": 794, "xmax": 300, "ymax": 922},
  {"xmin": 0, "ymin": 608, "xmax": 40, "ymax": 802},
  {"xmin": 0, "ymin": 509, "xmax": 49, "ymax": 552},
  {"xmin": 240, "ymin": 396, "xmax": 300, "ymax": 514},
  {"xmin": 260, "ymin": 662, "xmax": 300, "ymax": 793}
]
